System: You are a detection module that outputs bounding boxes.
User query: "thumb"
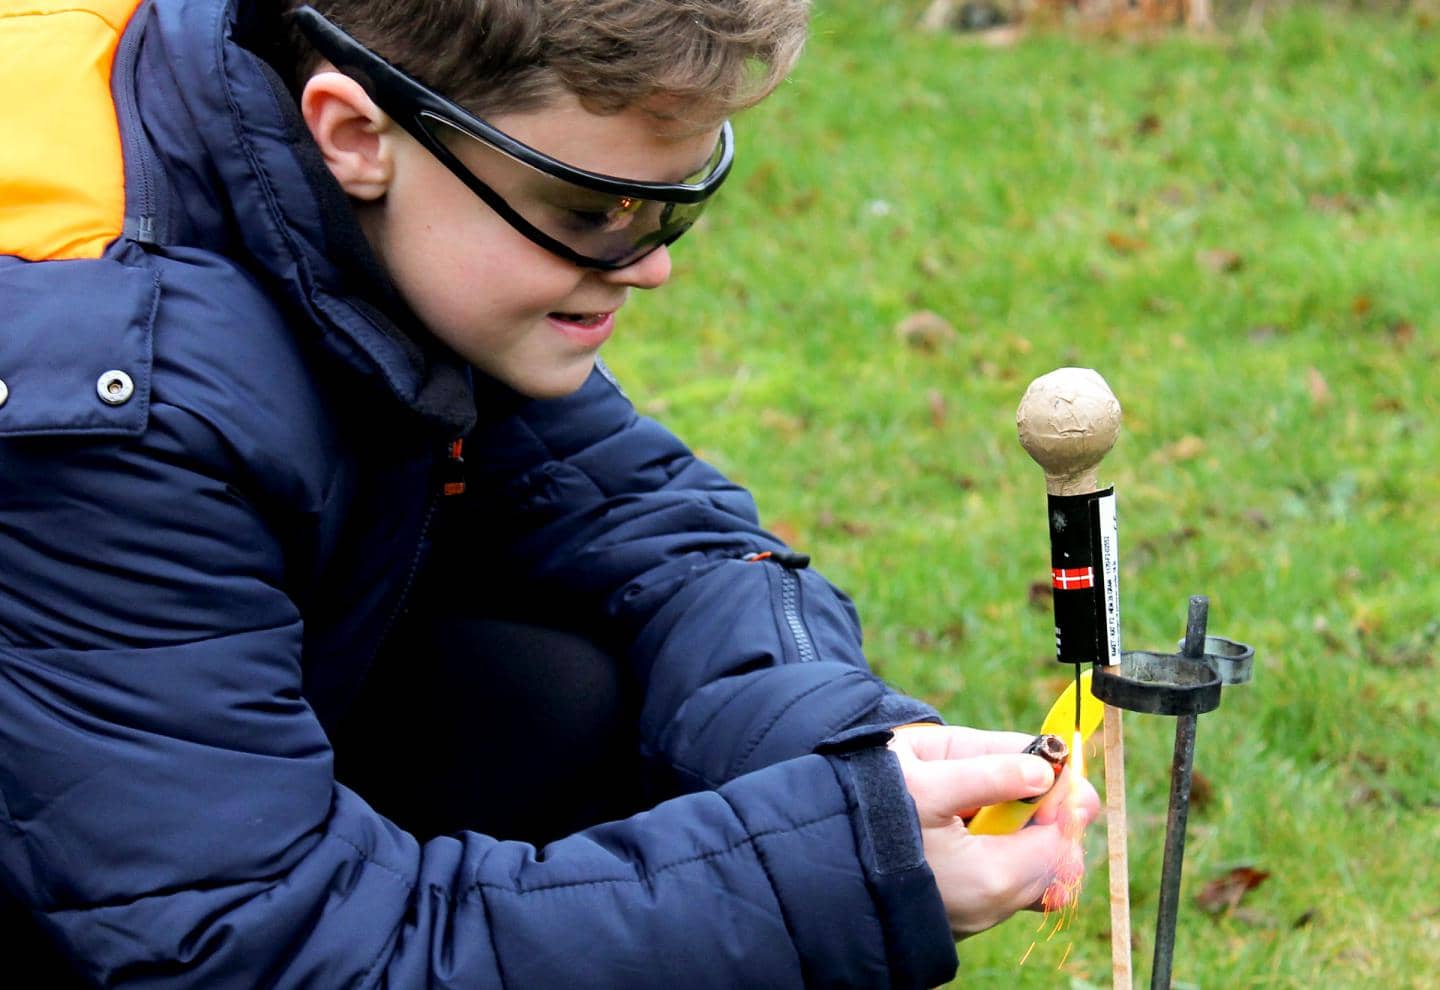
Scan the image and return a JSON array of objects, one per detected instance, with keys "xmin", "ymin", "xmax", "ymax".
[
  {"xmin": 902, "ymin": 753, "xmax": 1055, "ymax": 824},
  {"xmin": 964, "ymin": 823, "xmax": 1074, "ymax": 920}
]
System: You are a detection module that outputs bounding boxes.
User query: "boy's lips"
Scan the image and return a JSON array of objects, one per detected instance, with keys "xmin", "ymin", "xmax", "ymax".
[{"xmin": 547, "ymin": 309, "xmax": 616, "ymax": 345}]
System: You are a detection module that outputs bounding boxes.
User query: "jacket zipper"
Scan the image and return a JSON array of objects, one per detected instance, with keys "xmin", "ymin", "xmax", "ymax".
[
  {"xmin": 777, "ymin": 567, "xmax": 817, "ymax": 663},
  {"xmin": 369, "ymin": 490, "xmax": 439, "ymax": 665},
  {"xmin": 367, "ymin": 439, "xmax": 462, "ymax": 665},
  {"xmin": 112, "ymin": 0, "xmax": 163, "ymax": 244},
  {"xmin": 743, "ymin": 550, "xmax": 817, "ymax": 663}
]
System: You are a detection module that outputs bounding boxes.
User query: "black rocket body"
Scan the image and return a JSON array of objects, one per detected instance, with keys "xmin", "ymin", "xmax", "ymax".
[{"xmin": 1045, "ymin": 487, "xmax": 1121, "ymax": 666}]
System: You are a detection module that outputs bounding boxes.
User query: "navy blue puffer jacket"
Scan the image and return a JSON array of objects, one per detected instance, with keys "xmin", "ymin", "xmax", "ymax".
[{"xmin": 0, "ymin": 0, "xmax": 958, "ymax": 985}]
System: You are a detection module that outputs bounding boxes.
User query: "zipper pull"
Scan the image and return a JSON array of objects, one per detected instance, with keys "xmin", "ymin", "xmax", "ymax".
[
  {"xmin": 743, "ymin": 549, "xmax": 811, "ymax": 569},
  {"xmin": 441, "ymin": 438, "xmax": 466, "ymax": 496}
]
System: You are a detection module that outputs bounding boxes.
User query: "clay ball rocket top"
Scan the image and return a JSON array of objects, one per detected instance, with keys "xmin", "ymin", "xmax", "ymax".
[{"xmin": 1016, "ymin": 367, "xmax": 1123, "ymax": 495}]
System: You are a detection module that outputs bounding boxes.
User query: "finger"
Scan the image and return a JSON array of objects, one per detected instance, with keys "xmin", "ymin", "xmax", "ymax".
[
  {"xmin": 892, "ymin": 724, "xmax": 1042, "ymax": 762},
  {"xmin": 1020, "ymin": 821, "xmax": 1090, "ymax": 914},
  {"xmin": 903, "ymin": 753, "xmax": 1055, "ymax": 823},
  {"xmin": 948, "ymin": 824, "xmax": 1076, "ymax": 934},
  {"xmin": 1029, "ymin": 764, "xmax": 1101, "ymax": 827}
]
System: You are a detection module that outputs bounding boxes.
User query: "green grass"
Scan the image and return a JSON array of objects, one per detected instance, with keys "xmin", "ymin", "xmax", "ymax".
[{"xmin": 605, "ymin": 4, "xmax": 1440, "ymax": 987}]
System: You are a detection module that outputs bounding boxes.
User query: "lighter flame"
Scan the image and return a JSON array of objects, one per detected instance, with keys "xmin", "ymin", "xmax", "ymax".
[{"xmin": 1016, "ymin": 676, "xmax": 1103, "ymax": 971}]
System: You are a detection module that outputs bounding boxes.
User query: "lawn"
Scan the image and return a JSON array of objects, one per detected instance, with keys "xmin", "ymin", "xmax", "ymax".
[{"xmin": 604, "ymin": 3, "xmax": 1440, "ymax": 987}]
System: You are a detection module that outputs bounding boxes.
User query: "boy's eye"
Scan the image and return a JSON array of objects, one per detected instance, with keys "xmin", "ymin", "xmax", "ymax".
[
  {"xmin": 558, "ymin": 196, "xmax": 645, "ymax": 234},
  {"xmin": 565, "ymin": 209, "xmax": 616, "ymax": 231}
]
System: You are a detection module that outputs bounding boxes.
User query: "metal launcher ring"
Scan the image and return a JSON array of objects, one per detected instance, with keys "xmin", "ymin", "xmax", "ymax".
[
  {"xmin": 1179, "ymin": 634, "xmax": 1255, "ymax": 686},
  {"xmin": 1091, "ymin": 650, "xmax": 1222, "ymax": 716}
]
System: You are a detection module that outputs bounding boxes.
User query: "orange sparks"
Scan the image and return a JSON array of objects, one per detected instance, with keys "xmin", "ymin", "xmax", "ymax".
[{"xmin": 1021, "ymin": 763, "xmax": 1094, "ymax": 969}]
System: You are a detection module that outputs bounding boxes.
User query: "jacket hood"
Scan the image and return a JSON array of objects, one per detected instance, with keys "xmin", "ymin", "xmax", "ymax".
[{"xmin": 134, "ymin": 0, "xmax": 475, "ymax": 432}]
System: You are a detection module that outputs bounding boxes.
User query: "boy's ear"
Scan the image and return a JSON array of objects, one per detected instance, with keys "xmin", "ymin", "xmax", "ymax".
[{"xmin": 300, "ymin": 70, "xmax": 395, "ymax": 201}]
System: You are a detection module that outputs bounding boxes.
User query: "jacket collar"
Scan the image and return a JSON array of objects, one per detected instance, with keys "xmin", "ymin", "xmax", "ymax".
[{"xmin": 135, "ymin": 0, "xmax": 475, "ymax": 434}]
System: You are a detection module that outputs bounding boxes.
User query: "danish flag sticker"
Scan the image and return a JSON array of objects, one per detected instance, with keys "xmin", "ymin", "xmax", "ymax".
[{"xmin": 1052, "ymin": 566, "xmax": 1095, "ymax": 590}]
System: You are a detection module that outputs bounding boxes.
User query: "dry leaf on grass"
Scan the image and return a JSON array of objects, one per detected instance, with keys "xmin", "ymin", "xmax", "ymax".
[
  {"xmin": 1153, "ymin": 435, "xmax": 1207, "ymax": 464},
  {"xmin": 1197, "ymin": 248, "xmax": 1244, "ymax": 274},
  {"xmin": 1135, "ymin": 112, "xmax": 1163, "ymax": 136},
  {"xmin": 768, "ymin": 519, "xmax": 802, "ymax": 547},
  {"xmin": 1195, "ymin": 866, "xmax": 1270, "ymax": 915},
  {"xmin": 759, "ymin": 408, "xmax": 807, "ymax": 439},
  {"xmin": 816, "ymin": 509, "xmax": 872, "ymax": 538},
  {"xmin": 895, "ymin": 311, "xmax": 957, "ymax": 351},
  {"xmin": 1105, "ymin": 230, "xmax": 1150, "ymax": 255},
  {"xmin": 926, "ymin": 389, "xmax": 947, "ymax": 429},
  {"xmin": 1307, "ymin": 367, "xmax": 1331, "ymax": 407},
  {"xmin": 1189, "ymin": 769, "xmax": 1213, "ymax": 810}
]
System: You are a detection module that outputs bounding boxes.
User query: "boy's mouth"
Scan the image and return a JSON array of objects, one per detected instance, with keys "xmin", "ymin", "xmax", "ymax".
[
  {"xmin": 547, "ymin": 310, "xmax": 618, "ymax": 346},
  {"xmin": 549, "ymin": 311, "xmax": 610, "ymax": 327}
]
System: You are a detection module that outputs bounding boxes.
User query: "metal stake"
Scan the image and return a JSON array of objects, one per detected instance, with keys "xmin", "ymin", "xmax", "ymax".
[{"xmin": 1150, "ymin": 596, "xmax": 1208, "ymax": 990}]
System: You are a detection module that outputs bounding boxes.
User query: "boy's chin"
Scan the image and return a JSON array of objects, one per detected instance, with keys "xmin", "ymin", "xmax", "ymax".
[{"xmin": 501, "ymin": 357, "xmax": 598, "ymax": 400}]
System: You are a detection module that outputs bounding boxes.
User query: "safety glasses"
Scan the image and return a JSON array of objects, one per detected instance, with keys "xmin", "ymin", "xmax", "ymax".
[{"xmin": 294, "ymin": 6, "xmax": 734, "ymax": 270}]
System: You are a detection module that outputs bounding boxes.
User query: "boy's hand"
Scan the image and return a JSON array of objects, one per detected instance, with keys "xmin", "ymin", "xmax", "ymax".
[{"xmin": 888, "ymin": 725, "xmax": 1101, "ymax": 939}]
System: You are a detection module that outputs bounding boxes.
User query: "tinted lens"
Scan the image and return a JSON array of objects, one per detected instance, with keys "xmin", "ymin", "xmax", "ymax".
[{"xmin": 421, "ymin": 116, "xmax": 720, "ymax": 267}]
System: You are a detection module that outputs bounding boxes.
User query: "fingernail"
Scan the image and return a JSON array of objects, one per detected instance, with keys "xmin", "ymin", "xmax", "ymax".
[{"xmin": 1023, "ymin": 757, "xmax": 1053, "ymax": 791}]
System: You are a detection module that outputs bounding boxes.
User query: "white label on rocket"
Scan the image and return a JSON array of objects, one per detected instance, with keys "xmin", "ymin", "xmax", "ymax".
[{"xmin": 1097, "ymin": 492, "xmax": 1121, "ymax": 666}]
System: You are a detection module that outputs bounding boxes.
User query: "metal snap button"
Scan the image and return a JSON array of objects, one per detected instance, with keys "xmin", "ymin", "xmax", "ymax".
[
  {"xmin": 97, "ymin": 370, "xmax": 135, "ymax": 406},
  {"xmin": 0, "ymin": 378, "xmax": 8, "ymax": 408}
]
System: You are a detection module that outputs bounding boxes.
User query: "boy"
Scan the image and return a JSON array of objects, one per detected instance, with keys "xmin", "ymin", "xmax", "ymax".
[{"xmin": 0, "ymin": 0, "xmax": 1097, "ymax": 985}]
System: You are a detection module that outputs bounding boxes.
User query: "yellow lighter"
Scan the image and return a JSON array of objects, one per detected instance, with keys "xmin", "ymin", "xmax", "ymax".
[{"xmin": 965, "ymin": 668, "xmax": 1105, "ymax": 835}]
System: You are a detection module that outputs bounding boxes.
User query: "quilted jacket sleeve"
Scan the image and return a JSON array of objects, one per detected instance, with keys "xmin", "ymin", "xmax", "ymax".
[
  {"xmin": 0, "ymin": 376, "xmax": 955, "ymax": 988},
  {"xmin": 453, "ymin": 366, "xmax": 944, "ymax": 792}
]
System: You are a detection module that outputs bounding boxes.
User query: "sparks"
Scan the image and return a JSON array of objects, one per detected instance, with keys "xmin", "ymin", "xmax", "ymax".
[{"xmin": 1020, "ymin": 756, "xmax": 1094, "ymax": 970}]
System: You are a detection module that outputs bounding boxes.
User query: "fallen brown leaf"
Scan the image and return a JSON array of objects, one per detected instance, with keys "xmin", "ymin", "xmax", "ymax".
[
  {"xmin": 895, "ymin": 310, "xmax": 958, "ymax": 351},
  {"xmin": 1198, "ymin": 248, "xmax": 1244, "ymax": 274},
  {"xmin": 1230, "ymin": 908, "xmax": 1280, "ymax": 929},
  {"xmin": 916, "ymin": 253, "xmax": 947, "ymax": 279},
  {"xmin": 927, "ymin": 389, "xmax": 947, "ymax": 429},
  {"xmin": 816, "ymin": 509, "xmax": 873, "ymax": 538},
  {"xmin": 1241, "ymin": 509, "xmax": 1272, "ymax": 530},
  {"xmin": 1195, "ymin": 866, "xmax": 1270, "ymax": 915},
  {"xmin": 1351, "ymin": 295, "xmax": 1373, "ymax": 316},
  {"xmin": 1357, "ymin": 754, "xmax": 1389, "ymax": 777},
  {"xmin": 1189, "ymin": 769, "xmax": 1213, "ymax": 810},
  {"xmin": 1135, "ymin": 112, "xmax": 1163, "ymax": 136},
  {"xmin": 1155, "ymin": 435, "xmax": 1207, "ymax": 464},
  {"xmin": 1390, "ymin": 320, "xmax": 1416, "ymax": 347},
  {"xmin": 1105, "ymin": 230, "xmax": 1150, "ymax": 255},
  {"xmin": 1028, "ymin": 581, "xmax": 1052, "ymax": 611},
  {"xmin": 742, "ymin": 160, "xmax": 780, "ymax": 193},
  {"xmin": 1308, "ymin": 193, "xmax": 1358, "ymax": 214},
  {"xmin": 768, "ymin": 519, "xmax": 802, "ymax": 546},
  {"xmin": 759, "ymin": 408, "xmax": 807, "ymax": 439},
  {"xmin": 1346, "ymin": 783, "xmax": 1388, "ymax": 809},
  {"xmin": 1306, "ymin": 367, "xmax": 1331, "ymax": 407}
]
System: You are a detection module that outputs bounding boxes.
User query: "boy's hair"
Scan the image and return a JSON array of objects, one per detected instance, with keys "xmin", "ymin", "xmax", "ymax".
[{"xmin": 284, "ymin": 0, "xmax": 810, "ymax": 123}]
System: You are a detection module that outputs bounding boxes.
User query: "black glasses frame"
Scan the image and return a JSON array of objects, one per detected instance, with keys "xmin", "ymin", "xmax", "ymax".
[{"xmin": 293, "ymin": 5, "xmax": 734, "ymax": 270}]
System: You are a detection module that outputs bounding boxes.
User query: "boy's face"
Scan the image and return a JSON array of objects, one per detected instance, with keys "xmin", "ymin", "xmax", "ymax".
[{"xmin": 354, "ymin": 93, "xmax": 723, "ymax": 399}]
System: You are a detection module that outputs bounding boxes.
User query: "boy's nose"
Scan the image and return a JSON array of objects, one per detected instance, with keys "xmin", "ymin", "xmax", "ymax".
[{"xmin": 599, "ymin": 246, "xmax": 671, "ymax": 290}]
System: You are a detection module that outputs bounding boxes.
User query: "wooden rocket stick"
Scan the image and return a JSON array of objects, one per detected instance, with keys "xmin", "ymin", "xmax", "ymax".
[{"xmin": 1016, "ymin": 368, "xmax": 1131, "ymax": 990}]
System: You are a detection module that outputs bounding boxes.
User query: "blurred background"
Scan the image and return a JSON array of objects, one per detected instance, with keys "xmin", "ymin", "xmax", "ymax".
[{"xmin": 607, "ymin": 2, "xmax": 1440, "ymax": 986}]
